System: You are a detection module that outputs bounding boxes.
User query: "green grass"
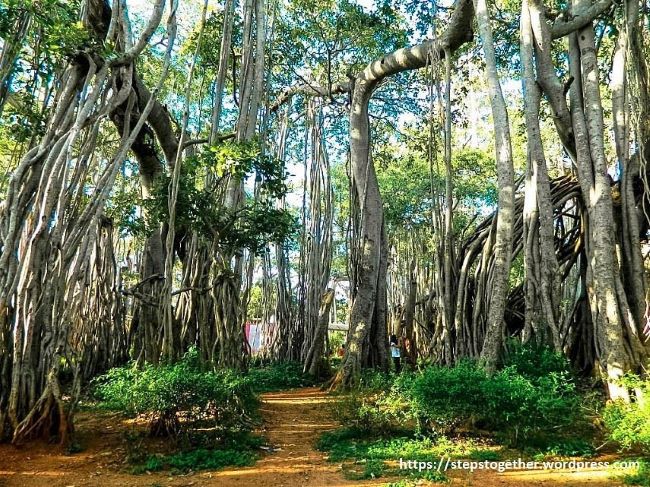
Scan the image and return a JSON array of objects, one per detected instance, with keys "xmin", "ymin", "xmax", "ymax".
[
  {"xmin": 316, "ymin": 427, "xmax": 501, "ymax": 462},
  {"xmin": 528, "ymin": 437, "xmax": 596, "ymax": 461},
  {"xmin": 132, "ymin": 447, "xmax": 258, "ymax": 474},
  {"xmin": 316, "ymin": 427, "xmax": 500, "ymax": 481},
  {"xmin": 382, "ymin": 472, "xmax": 448, "ymax": 486},
  {"xmin": 130, "ymin": 432, "xmax": 264, "ymax": 474},
  {"xmin": 617, "ymin": 459, "xmax": 650, "ymax": 486}
]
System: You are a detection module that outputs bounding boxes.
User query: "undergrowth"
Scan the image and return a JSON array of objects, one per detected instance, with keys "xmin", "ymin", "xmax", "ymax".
[
  {"xmin": 246, "ymin": 360, "xmax": 318, "ymax": 392},
  {"xmin": 317, "ymin": 344, "xmax": 606, "ymax": 482},
  {"xmin": 131, "ymin": 446, "xmax": 258, "ymax": 474},
  {"xmin": 618, "ymin": 459, "xmax": 650, "ymax": 486},
  {"xmin": 316, "ymin": 427, "xmax": 498, "ymax": 481},
  {"xmin": 602, "ymin": 371, "xmax": 650, "ymax": 455},
  {"xmin": 92, "ymin": 357, "xmax": 322, "ymax": 474}
]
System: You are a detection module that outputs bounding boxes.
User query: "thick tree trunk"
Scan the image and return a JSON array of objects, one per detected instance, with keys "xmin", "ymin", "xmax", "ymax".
[
  {"xmin": 0, "ymin": 0, "xmax": 172, "ymax": 443},
  {"xmin": 331, "ymin": 0, "xmax": 474, "ymax": 389},
  {"xmin": 474, "ymin": 0, "xmax": 516, "ymax": 372},
  {"xmin": 567, "ymin": 13, "xmax": 647, "ymax": 398},
  {"xmin": 520, "ymin": 0, "xmax": 561, "ymax": 349},
  {"xmin": 304, "ymin": 289, "xmax": 335, "ymax": 376}
]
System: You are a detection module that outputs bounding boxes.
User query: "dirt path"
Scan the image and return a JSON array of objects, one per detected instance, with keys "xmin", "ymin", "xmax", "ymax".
[
  {"xmin": 0, "ymin": 387, "xmax": 631, "ymax": 487},
  {"xmin": 207, "ymin": 387, "xmax": 379, "ymax": 486},
  {"xmin": 0, "ymin": 388, "xmax": 381, "ymax": 487}
]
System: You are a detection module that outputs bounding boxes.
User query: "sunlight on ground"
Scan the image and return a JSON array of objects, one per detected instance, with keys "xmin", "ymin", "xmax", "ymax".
[
  {"xmin": 0, "ymin": 471, "xmax": 66, "ymax": 476},
  {"xmin": 211, "ymin": 463, "xmax": 338, "ymax": 476},
  {"xmin": 500, "ymin": 469, "xmax": 614, "ymax": 480},
  {"xmin": 262, "ymin": 398, "xmax": 336, "ymax": 405}
]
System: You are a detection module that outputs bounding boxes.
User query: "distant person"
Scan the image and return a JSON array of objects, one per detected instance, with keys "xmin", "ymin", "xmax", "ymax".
[
  {"xmin": 389, "ymin": 334, "xmax": 401, "ymax": 373},
  {"xmin": 337, "ymin": 343, "xmax": 345, "ymax": 358}
]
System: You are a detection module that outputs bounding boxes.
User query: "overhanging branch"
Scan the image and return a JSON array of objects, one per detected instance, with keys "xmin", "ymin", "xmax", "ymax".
[{"xmin": 549, "ymin": 0, "xmax": 613, "ymax": 39}]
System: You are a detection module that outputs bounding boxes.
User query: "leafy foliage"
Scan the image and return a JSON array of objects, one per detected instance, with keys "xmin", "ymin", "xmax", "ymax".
[
  {"xmin": 0, "ymin": 0, "xmax": 89, "ymax": 151},
  {"xmin": 274, "ymin": 0, "xmax": 408, "ymax": 90},
  {"xmin": 111, "ymin": 139, "xmax": 299, "ymax": 253},
  {"xmin": 409, "ymin": 360, "xmax": 582, "ymax": 445},
  {"xmin": 372, "ymin": 136, "xmax": 497, "ymax": 233},
  {"xmin": 0, "ymin": 0, "xmax": 88, "ymax": 59},
  {"xmin": 334, "ymin": 392, "xmax": 410, "ymax": 434},
  {"xmin": 333, "ymin": 371, "xmax": 416, "ymax": 434},
  {"xmin": 503, "ymin": 340, "xmax": 576, "ymax": 382},
  {"xmin": 93, "ymin": 349, "xmax": 258, "ymax": 437},
  {"xmin": 149, "ymin": 141, "xmax": 296, "ymax": 251},
  {"xmin": 105, "ymin": 160, "xmax": 147, "ymax": 237},
  {"xmin": 603, "ymin": 375, "xmax": 650, "ymax": 454},
  {"xmin": 132, "ymin": 443, "xmax": 259, "ymax": 474},
  {"xmin": 246, "ymin": 361, "xmax": 318, "ymax": 392}
]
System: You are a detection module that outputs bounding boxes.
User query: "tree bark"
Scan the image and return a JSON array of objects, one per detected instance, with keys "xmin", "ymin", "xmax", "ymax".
[
  {"xmin": 474, "ymin": 0, "xmax": 516, "ymax": 372},
  {"xmin": 568, "ymin": 3, "xmax": 647, "ymax": 398},
  {"xmin": 330, "ymin": 0, "xmax": 474, "ymax": 389}
]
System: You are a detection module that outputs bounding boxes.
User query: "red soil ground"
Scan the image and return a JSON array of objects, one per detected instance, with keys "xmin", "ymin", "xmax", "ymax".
[{"xmin": 0, "ymin": 387, "xmax": 631, "ymax": 486}]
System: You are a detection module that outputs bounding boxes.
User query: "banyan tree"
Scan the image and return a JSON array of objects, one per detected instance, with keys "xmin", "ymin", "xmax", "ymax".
[{"xmin": 0, "ymin": 0, "xmax": 649, "ymax": 445}]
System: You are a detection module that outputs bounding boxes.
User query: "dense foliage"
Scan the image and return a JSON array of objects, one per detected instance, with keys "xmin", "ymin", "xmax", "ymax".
[
  {"xmin": 409, "ymin": 361, "xmax": 581, "ymax": 444},
  {"xmin": 131, "ymin": 438, "xmax": 261, "ymax": 474},
  {"xmin": 246, "ymin": 361, "xmax": 318, "ymax": 392},
  {"xmin": 93, "ymin": 350, "xmax": 258, "ymax": 436},
  {"xmin": 603, "ymin": 372, "xmax": 650, "ymax": 454},
  {"xmin": 332, "ymin": 345, "xmax": 586, "ymax": 447}
]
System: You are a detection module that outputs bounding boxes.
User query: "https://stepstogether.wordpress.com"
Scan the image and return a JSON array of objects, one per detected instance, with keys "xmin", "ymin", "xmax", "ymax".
[{"xmin": 398, "ymin": 457, "xmax": 641, "ymax": 474}]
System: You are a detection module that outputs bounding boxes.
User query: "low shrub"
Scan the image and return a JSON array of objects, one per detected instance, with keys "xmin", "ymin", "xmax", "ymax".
[
  {"xmin": 93, "ymin": 349, "xmax": 258, "ymax": 436},
  {"xmin": 603, "ymin": 382, "xmax": 650, "ymax": 454},
  {"xmin": 358, "ymin": 370, "xmax": 399, "ymax": 392},
  {"xmin": 620, "ymin": 459, "xmax": 650, "ymax": 486},
  {"xmin": 408, "ymin": 361, "xmax": 488, "ymax": 434},
  {"xmin": 333, "ymin": 371, "xmax": 417, "ymax": 434},
  {"xmin": 503, "ymin": 341, "xmax": 575, "ymax": 381},
  {"xmin": 246, "ymin": 361, "xmax": 317, "ymax": 392},
  {"xmin": 133, "ymin": 447, "xmax": 257, "ymax": 474},
  {"xmin": 408, "ymin": 359, "xmax": 582, "ymax": 445},
  {"xmin": 334, "ymin": 392, "xmax": 412, "ymax": 435}
]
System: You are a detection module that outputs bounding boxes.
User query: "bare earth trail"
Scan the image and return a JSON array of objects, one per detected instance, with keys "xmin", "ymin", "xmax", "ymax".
[{"xmin": 0, "ymin": 387, "xmax": 627, "ymax": 487}]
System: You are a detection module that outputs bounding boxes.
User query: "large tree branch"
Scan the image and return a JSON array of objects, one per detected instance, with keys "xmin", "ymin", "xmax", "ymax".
[
  {"xmin": 529, "ymin": 0, "xmax": 576, "ymax": 158},
  {"xmin": 526, "ymin": 0, "xmax": 614, "ymax": 160},
  {"xmin": 86, "ymin": 0, "xmax": 179, "ymax": 169},
  {"xmin": 357, "ymin": 0, "xmax": 474, "ymax": 89},
  {"xmin": 549, "ymin": 0, "xmax": 613, "ymax": 39},
  {"xmin": 271, "ymin": 0, "xmax": 609, "ymax": 113},
  {"xmin": 133, "ymin": 73, "xmax": 179, "ymax": 166},
  {"xmin": 271, "ymin": 0, "xmax": 474, "ymax": 111},
  {"xmin": 270, "ymin": 80, "xmax": 351, "ymax": 112}
]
